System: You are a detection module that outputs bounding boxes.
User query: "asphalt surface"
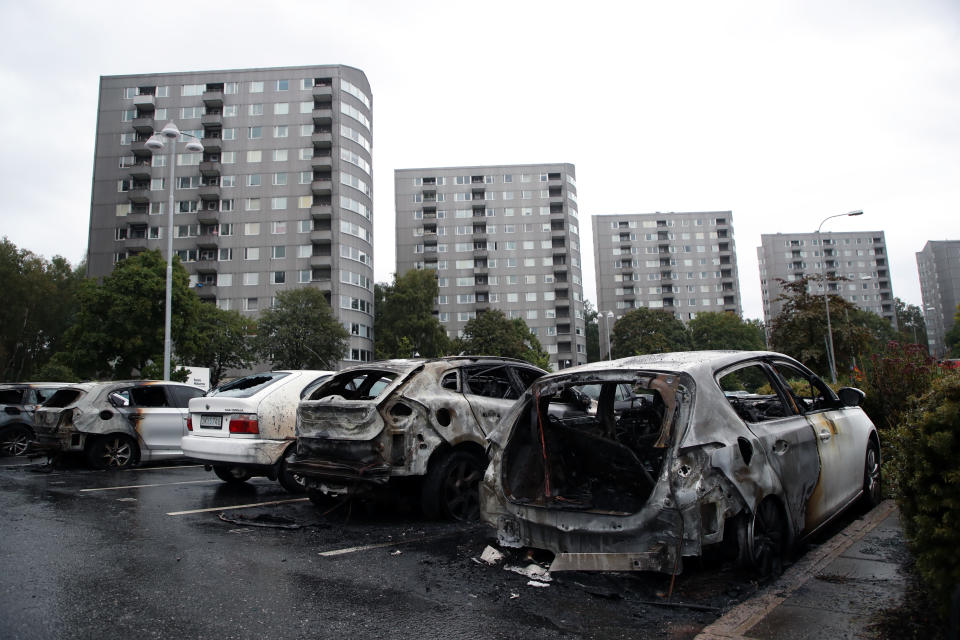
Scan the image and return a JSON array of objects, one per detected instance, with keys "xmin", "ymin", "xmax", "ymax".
[{"xmin": 0, "ymin": 455, "xmax": 878, "ymax": 640}]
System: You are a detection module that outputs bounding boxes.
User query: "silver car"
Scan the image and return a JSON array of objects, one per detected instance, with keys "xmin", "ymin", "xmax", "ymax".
[
  {"xmin": 0, "ymin": 383, "xmax": 68, "ymax": 456},
  {"xmin": 481, "ymin": 351, "xmax": 882, "ymax": 576},
  {"xmin": 33, "ymin": 381, "xmax": 205, "ymax": 468}
]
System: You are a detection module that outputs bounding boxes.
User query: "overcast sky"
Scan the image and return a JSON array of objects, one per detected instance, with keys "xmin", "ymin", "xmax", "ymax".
[{"xmin": 1, "ymin": 0, "xmax": 957, "ymax": 320}]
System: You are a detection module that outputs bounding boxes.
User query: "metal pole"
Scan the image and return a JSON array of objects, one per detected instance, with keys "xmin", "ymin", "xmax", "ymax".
[
  {"xmin": 163, "ymin": 140, "xmax": 176, "ymax": 381},
  {"xmin": 816, "ymin": 210, "xmax": 862, "ymax": 385},
  {"xmin": 605, "ymin": 311, "xmax": 614, "ymax": 360}
]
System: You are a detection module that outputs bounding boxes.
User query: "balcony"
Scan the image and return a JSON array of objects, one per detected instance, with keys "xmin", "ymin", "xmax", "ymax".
[
  {"xmin": 313, "ymin": 84, "xmax": 333, "ymax": 101},
  {"xmin": 194, "ymin": 260, "xmax": 218, "ymax": 274},
  {"xmin": 199, "ymin": 161, "xmax": 221, "ymax": 177},
  {"xmin": 132, "ymin": 116, "xmax": 154, "ymax": 134},
  {"xmin": 196, "ymin": 234, "xmax": 219, "ymax": 249},
  {"xmin": 310, "ymin": 229, "xmax": 333, "ymax": 244},
  {"xmin": 125, "ymin": 212, "xmax": 149, "ymax": 225},
  {"xmin": 311, "ymin": 153, "xmax": 333, "ymax": 170},
  {"xmin": 310, "ymin": 204, "xmax": 332, "ymax": 219},
  {"xmin": 310, "ymin": 254, "xmax": 332, "ymax": 268},
  {"xmin": 201, "ymin": 137, "xmax": 222, "ymax": 153},
  {"xmin": 311, "ymin": 179, "xmax": 333, "ymax": 195},
  {"xmin": 202, "ymin": 90, "xmax": 223, "ymax": 107},
  {"xmin": 198, "ymin": 184, "xmax": 221, "ymax": 200},
  {"xmin": 195, "ymin": 285, "xmax": 217, "ymax": 300},
  {"xmin": 127, "ymin": 188, "xmax": 150, "ymax": 203},
  {"xmin": 130, "ymin": 140, "xmax": 153, "ymax": 157},
  {"xmin": 197, "ymin": 209, "xmax": 219, "ymax": 224},
  {"xmin": 201, "ymin": 112, "xmax": 222, "ymax": 127},
  {"xmin": 312, "ymin": 107, "xmax": 333, "ymax": 125},
  {"xmin": 132, "ymin": 94, "xmax": 155, "ymax": 111},
  {"xmin": 312, "ymin": 131, "xmax": 333, "ymax": 148},
  {"xmin": 128, "ymin": 162, "xmax": 152, "ymax": 180},
  {"xmin": 124, "ymin": 237, "xmax": 149, "ymax": 251}
]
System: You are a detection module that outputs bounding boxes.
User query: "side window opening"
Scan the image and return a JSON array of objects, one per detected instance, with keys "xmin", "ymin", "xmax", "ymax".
[
  {"xmin": 440, "ymin": 372, "xmax": 459, "ymax": 391},
  {"xmin": 130, "ymin": 386, "xmax": 169, "ymax": 408},
  {"xmin": 309, "ymin": 370, "xmax": 397, "ymax": 401},
  {"xmin": 718, "ymin": 363, "xmax": 791, "ymax": 423},
  {"xmin": 463, "ymin": 365, "xmax": 515, "ymax": 400},
  {"xmin": 770, "ymin": 362, "xmax": 836, "ymax": 413}
]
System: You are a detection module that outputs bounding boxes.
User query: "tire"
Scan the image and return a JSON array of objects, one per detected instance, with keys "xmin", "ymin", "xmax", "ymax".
[
  {"xmin": 86, "ymin": 434, "xmax": 139, "ymax": 470},
  {"xmin": 737, "ymin": 498, "xmax": 788, "ymax": 578},
  {"xmin": 1, "ymin": 425, "xmax": 32, "ymax": 456},
  {"xmin": 213, "ymin": 465, "xmax": 252, "ymax": 484},
  {"xmin": 861, "ymin": 441, "xmax": 882, "ymax": 508},
  {"xmin": 277, "ymin": 450, "xmax": 305, "ymax": 494},
  {"xmin": 420, "ymin": 450, "xmax": 485, "ymax": 521}
]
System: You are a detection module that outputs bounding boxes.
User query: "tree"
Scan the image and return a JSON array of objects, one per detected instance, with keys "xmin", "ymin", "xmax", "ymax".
[
  {"xmin": 610, "ymin": 308, "xmax": 691, "ymax": 358},
  {"xmin": 768, "ymin": 275, "xmax": 888, "ymax": 379},
  {"xmin": 584, "ymin": 300, "xmax": 601, "ymax": 362},
  {"xmin": 454, "ymin": 310, "xmax": 551, "ymax": 370},
  {"xmin": 0, "ymin": 238, "xmax": 85, "ymax": 381},
  {"xmin": 178, "ymin": 303, "xmax": 257, "ymax": 387},
  {"xmin": 688, "ymin": 312, "xmax": 766, "ymax": 351},
  {"xmin": 62, "ymin": 250, "xmax": 199, "ymax": 380},
  {"xmin": 946, "ymin": 304, "xmax": 960, "ymax": 357},
  {"xmin": 255, "ymin": 288, "xmax": 348, "ymax": 369},
  {"xmin": 374, "ymin": 269, "xmax": 449, "ymax": 359}
]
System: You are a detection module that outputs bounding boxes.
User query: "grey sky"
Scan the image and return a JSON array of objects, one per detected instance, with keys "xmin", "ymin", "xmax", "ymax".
[{"xmin": 2, "ymin": 0, "xmax": 957, "ymax": 320}]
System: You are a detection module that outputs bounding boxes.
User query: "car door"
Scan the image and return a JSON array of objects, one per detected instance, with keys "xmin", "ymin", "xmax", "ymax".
[
  {"xmin": 461, "ymin": 364, "xmax": 526, "ymax": 437},
  {"xmin": 129, "ymin": 385, "xmax": 185, "ymax": 452},
  {"xmin": 768, "ymin": 360, "xmax": 862, "ymax": 526},
  {"xmin": 717, "ymin": 361, "xmax": 821, "ymax": 534}
]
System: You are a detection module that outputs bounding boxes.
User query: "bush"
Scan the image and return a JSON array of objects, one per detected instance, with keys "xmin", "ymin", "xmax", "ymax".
[
  {"xmin": 859, "ymin": 342, "xmax": 941, "ymax": 432},
  {"xmin": 892, "ymin": 373, "xmax": 960, "ymax": 618}
]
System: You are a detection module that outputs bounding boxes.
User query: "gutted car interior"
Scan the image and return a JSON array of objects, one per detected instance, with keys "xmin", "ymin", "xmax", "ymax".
[
  {"xmin": 718, "ymin": 361, "xmax": 840, "ymax": 423},
  {"xmin": 307, "ymin": 370, "xmax": 398, "ymax": 401},
  {"xmin": 501, "ymin": 375, "xmax": 677, "ymax": 515}
]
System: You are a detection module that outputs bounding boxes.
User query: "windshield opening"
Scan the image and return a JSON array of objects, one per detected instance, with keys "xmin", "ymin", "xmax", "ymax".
[{"xmin": 208, "ymin": 372, "xmax": 290, "ymax": 398}]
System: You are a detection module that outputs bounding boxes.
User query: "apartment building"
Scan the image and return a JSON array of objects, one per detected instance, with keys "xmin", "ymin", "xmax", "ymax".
[
  {"xmin": 916, "ymin": 240, "xmax": 960, "ymax": 357},
  {"xmin": 757, "ymin": 231, "xmax": 895, "ymax": 329},
  {"xmin": 87, "ymin": 65, "xmax": 374, "ymax": 363},
  {"xmin": 592, "ymin": 211, "xmax": 742, "ymax": 323},
  {"xmin": 395, "ymin": 164, "xmax": 586, "ymax": 370}
]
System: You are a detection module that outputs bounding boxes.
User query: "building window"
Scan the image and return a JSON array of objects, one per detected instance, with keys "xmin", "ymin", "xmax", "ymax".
[
  {"xmin": 246, "ymin": 150, "xmax": 262, "ymax": 163},
  {"xmin": 274, "ymin": 125, "xmax": 288, "ymax": 138},
  {"xmin": 276, "ymin": 79, "xmax": 289, "ymax": 91},
  {"xmin": 249, "ymin": 81, "xmax": 264, "ymax": 93},
  {"xmin": 248, "ymin": 103, "xmax": 263, "ymax": 116},
  {"xmin": 248, "ymin": 126, "xmax": 262, "ymax": 139},
  {"xmin": 274, "ymin": 102, "xmax": 289, "ymax": 115}
]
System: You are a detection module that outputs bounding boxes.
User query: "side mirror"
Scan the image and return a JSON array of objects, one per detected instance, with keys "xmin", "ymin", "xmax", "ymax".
[{"xmin": 837, "ymin": 387, "xmax": 865, "ymax": 408}]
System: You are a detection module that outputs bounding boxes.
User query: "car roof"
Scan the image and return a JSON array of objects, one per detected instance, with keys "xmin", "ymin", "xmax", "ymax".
[
  {"xmin": 332, "ymin": 356, "xmax": 545, "ymax": 376},
  {"xmin": 538, "ymin": 350, "xmax": 797, "ymax": 382}
]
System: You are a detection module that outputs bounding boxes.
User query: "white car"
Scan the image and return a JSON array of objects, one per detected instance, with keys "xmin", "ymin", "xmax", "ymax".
[{"xmin": 182, "ymin": 370, "xmax": 332, "ymax": 492}]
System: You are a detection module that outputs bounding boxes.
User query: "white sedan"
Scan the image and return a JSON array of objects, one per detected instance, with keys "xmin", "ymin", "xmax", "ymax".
[{"xmin": 182, "ymin": 370, "xmax": 331, "ymax": 492}]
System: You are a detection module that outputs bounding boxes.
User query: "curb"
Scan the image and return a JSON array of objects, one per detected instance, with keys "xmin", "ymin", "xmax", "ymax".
[{"xmin": 694, "ymin": 499, "xmax": 898, "ymax": 640}]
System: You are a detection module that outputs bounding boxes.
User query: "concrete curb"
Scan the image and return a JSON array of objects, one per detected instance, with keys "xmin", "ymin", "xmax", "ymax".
[{"xmin": 694, "ymin": 499, "xmax": 898, "ymax": 640}]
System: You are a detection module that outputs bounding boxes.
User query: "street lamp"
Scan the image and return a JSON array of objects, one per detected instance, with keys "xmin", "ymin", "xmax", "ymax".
[
  {"xmin": 604, "ymin": 311, "xmax": 614, "ymax": 360},
  {"xmin": 817, "ymin": 209, "xmax": 863, "ymax": 384},
  {"xmin": 145, "ymin": 122, "xmax": 203, "ymax": 380}
]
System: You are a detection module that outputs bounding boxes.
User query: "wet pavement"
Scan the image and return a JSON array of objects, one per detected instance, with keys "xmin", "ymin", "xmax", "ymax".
[{"xmin": 0, "ymin": 455, "xmax": 899, "ymax": 639}]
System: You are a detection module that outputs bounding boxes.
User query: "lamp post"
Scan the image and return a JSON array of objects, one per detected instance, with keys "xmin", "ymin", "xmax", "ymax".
[
  {"xmin": 145, "ymin": 122, "xmax": 203, "ymax": 380},
  {"xmin": 817, "ymin": 209, "xmax": 863, "ymax": 384},
  {"xmin": 605, "ymin": 311, "xmax": 614, "ymax": 360}
]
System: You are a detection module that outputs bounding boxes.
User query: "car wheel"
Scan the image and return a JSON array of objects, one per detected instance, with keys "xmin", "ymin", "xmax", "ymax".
[
  {"xmin": 1, "ymin": 425, "xmax": 32, "ymax": 456},
  {"xmin": 421, "ymin": 450, "xmax": 485, "ymax": 521},
  {"xmin": 86, "ymin": 434, "xmax": 138, "ymax": 470},
  {"xmin": 277, "ymin": 451, "xmax": 305, "ymax": 494},
  {"xmin": 737, "ymin": 498, "xmax": 788, "ymax": 578},
  {"xmin": 861, "ymin": 441, "xmax": 882, "ymax": 508},
  {"xmin": 213, "ymin": 465, "xmax": 252, "ymax": 484}
]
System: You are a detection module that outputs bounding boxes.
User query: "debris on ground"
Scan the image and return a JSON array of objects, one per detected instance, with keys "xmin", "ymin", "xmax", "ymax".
[
  {"xmin": 217, "ymin": 512, "xmax": 328, "ymax": 530},
  {"xmin": 505, "ymin": 563, "xmax": 552, "ymax": 582},
  {"xmin": 480, "ymin": 545, "xmax": 505, "ymax": 565},
  {"xmin": 526, "ymin": 580, "xmax": 550, "ymax": 588}
]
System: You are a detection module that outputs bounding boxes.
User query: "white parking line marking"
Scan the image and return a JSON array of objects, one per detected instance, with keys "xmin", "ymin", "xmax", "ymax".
[
  {"xmin": 318, "ymin": 533, "xmax": 455, "ymax": 557},
  {"xmin": 167, "ymin": 497, "xmax": 309, "ymax": 516},
  {"xmin": 133, "ymin": 464, "xmax": 204, "ymax": 471},
  {"xmin": 80, "ymin": 479, "xmax": 220, "ymax": 492}
]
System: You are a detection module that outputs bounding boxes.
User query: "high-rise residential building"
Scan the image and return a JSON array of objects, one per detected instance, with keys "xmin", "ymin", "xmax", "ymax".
[
  {"xmin": 592, "ymin": 211, "xmax": 742, "ymax": 324},
  {"xmin": 757, "ymin": 230, "xmax": 895, "ymax": 330},
  {"xmin": 394, "ymin": 163, "xmax": 586, "ymax": 370},
  {"xmin": 88, "ymin": 65, "xmax": 374, "ymax": 364},
  {"xmin": 916, "ymin": 240, "xmax": 960, "ymax": 357}
]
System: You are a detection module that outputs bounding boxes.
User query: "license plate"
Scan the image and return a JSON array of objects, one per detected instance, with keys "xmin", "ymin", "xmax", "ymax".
[{"xmin": 199, "ymin": 415, "xmax": 222, "ymax": 428}]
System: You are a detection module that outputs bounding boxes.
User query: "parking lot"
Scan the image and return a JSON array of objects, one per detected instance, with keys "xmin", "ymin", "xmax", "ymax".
[{"xmin": 0, "ymin": 454, "xmax": 834, "ymax": 640}]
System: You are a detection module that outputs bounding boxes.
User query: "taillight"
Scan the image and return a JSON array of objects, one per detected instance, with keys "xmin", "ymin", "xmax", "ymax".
[
  {"xmin": 229, "ymin": 414, "xmax": 259, "ymax": 434},
  {"xmin": 186, "ymin": 416, "xmax": 193, "ymax": 431}
]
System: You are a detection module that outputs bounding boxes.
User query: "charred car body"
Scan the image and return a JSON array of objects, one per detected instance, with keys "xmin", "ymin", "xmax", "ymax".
[
  {"xmin": 181, "ymin": 370, "xmax": 332, "ymax": 492},
  {"xmin": 289, "ymin": 357, "xmax": 546, "ymax": 519},
  {"xmin": 481, "ymin": 351, "xmax": 882, "ymax": 575},
  {"xmin": 33, "ymin": 381, "xmax": 205, "ymax": 468},
  {"xmin": 0, "ymin": 383, "xmax": 67, "ymax": 456}
]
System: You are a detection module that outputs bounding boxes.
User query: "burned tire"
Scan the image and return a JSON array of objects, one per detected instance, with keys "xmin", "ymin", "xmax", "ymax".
[
  {"xmin": 421, "ymin": 450, "xmax": 485, "ymax": 521},
  {"xmin": 737, "ymin": 498, "xmax": 788, "ymax": 578},
  {"xmin": 213, "ymin": 465, "xmax": 252, "ymax": 484},
  {"xmin": 277, "ymin": 450, "xmax": 305, "ymax": 494},
  {"xmin": 86, "ymin": 434, "xmax": 138, "ymax": 470},
  {"xmin": 861, "ymin": 441, "xmax": 882, "ymax": 508},
  {"xmin": 0, "ymin": 425, "xmax": 32, "ymax": 456}
]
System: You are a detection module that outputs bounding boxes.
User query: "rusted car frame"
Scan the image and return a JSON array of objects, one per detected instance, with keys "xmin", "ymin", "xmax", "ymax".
[{"xmin": 481, "ymin": 351, "xmax": 880, "ymax": 575}]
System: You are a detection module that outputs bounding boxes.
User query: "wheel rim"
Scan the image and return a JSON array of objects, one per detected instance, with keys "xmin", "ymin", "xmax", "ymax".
[
  {"xmin": 751, "ymin": 500, "xmax": 784, "ymax": 576},
  {"xmin": 865, "ymin": 446, "xmax": 881, "ymax": 503},
  {"xmin": 102, "ymin": 437, "xmax": 133, "ymax": 468},
  {"xmin": 442, "ymin": 459, "xmax": 482, "ymax": 521},
  {"xmin": 2, "ymin": 430, "xmax": 30, "ymax": 456}
]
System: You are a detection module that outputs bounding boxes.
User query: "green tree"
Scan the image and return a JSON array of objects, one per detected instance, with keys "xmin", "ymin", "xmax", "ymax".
[
  {"xmin": 688, "ymin": 312, "xmax": 766, "ymax": 351},
  {"xmin": 894, "ymin": 297, "xmax": 928, "ymax": 348},
  {"xmin": 454, "ymin": 310, "xmax": 551, "ymax": 370},
  {"xmin": 584, "ymin": 300, "xmax": 601, "ymax": 362},
  {"xmin": 374, "ymin": 269, "xmax": 449, "ymax": 359},
  {"xmin": 610, "ymin": 308, "xmax": 691, "ymax": 358},
  {"xmin": 0, "ymin": 238, "xmax": 85, "ymax": 381},
  {"xmin": 255, "ymin": 288, "xmax": 348, "ymax": 369},
  {"xmin": 62, "ymin": 250, "xmax": 198, "ymax": 380},
  {"xmin": 178, "ymin": 303, "xmax": 257, "ymax": 387},
  {"xmin": 944, "ymin": 304, "xmax": 960, "ymax": 357}
]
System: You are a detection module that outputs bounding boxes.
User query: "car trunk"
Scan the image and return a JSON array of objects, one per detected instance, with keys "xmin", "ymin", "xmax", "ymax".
[
  {"xmin": 499, "ymin": 372, "xmax": 682, "ymax": 516},
  {"xmin": 190, "ymin": 397, "xmax": 260, "ymax": 438}
]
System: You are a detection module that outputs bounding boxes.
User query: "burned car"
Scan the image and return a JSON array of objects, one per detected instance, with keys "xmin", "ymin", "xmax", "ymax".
[
  {"xmin": 33, "ymin": 381, "xmax": 205, "ymax": 468},
  {"xmin": 481, "ymin": 351, "xmax": 882, "ymax": 576},
  {"xmin": 289, "ymin": 357, "xmax": 546, "ymax": 519},
  {"xmin": 0, "ymin": 383, "xmax": 68, "ymax": 456}
]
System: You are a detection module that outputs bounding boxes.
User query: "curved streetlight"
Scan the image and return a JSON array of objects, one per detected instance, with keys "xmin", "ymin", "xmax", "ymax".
[
  {"xmin": 817, "ymin": 209, "xmax": 863, "ymax": 384},
  {"xmin": 145, "ymin": 121, "xmax": 203, "ymax": 380}
]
